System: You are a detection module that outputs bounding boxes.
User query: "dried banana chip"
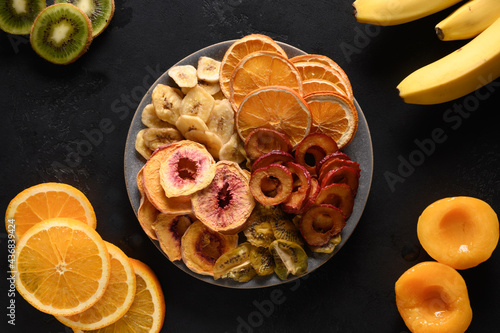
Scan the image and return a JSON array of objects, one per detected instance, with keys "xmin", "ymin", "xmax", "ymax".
[
  {"xmin": 219, "ymin": 133, "xmax": 245, "ymax": 164},
  {"xmin": 141, "ymin": 103, "xmax": 176, "ymax": 128},
  {"xmin": 175, "ymin": 114, "xmax": 209, "ymax": 137},
  {"xmin": 168, "ymin": 65, "xmax": 198, "ymax": 88},
  {"xmin": 197, "ymin": 56, "xmax": 221, "ymax": 83},
  {"xmin": 135, "ymin": 129, "xmax": 153, "ymax": 159},
  {"xmin": 180, "ymin": 85, "xmax": 214, "ymax": 122},
  {"xmin": 207, "ymin": 99, "xmax": 235, "ymax": 144},
  {"xmin": 152, "ymin": 84, "xmax": 183, "ymax": 125},
  {"xmin": 143, "ymin": 128, "xmax": 183, "ymax": 151}
]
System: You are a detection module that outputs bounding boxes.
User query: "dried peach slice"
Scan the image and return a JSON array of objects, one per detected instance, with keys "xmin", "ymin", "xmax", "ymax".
[
  {"xmin": 181, "ymin": 221, "xmax": 238, "ymax": 276},
  {"xmin": 153, "ymin": 214, "xmax": 193, "ymax": 262},
  {"xmin": 142, "ymin": 143, "xmax": 193, "ymax": 215},
  {"xmin": 299, "ymin": 204, "xmax": 346, "ymax": 246},
  {"xmin": 137, "ymin": 167, "xmax": 160, "ymax": 240},
  {"xmin": 191, "ymin": 161, "xmax": 255, "ymax": 235},
  {"xmin": 158, "ymin": 140, "xmax": 216, "ymax": 197}
]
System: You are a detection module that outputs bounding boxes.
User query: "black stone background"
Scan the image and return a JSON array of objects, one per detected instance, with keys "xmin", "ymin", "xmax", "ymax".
[{"xmin": 1, "ymin": 1, "xmax": 499, "ymax": 332}]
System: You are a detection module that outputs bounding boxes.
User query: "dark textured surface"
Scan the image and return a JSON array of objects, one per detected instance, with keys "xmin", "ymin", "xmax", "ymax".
[{"xmin": 1, "ymin": 1, "xmax": 499, "ymax": 332}]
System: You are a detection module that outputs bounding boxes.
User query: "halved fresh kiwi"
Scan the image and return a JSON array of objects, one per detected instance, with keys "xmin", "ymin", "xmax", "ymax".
[
  {"xmin": 30, "ymin": 4, "xmax": 92, "ymax": 65},
  {"xmin": 0, "ymin": 0, "xmax": 46, "ymax": 35},
  {"xmin": 54, "ymin": 0, "xmax": 114, "ymax": 37}
]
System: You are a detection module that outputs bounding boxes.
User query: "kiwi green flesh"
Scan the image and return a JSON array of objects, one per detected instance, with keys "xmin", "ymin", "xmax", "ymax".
[
  {"xmin": 0, "ymin": 0, "xmax": 46, "ymax": 35},
  {"xmin": 54, "ymin": 0, "xmax": 114, "ymax": 37},
  {"xmin": 30, "ymin": 4, "xmax": 92, "ymax": 65}
]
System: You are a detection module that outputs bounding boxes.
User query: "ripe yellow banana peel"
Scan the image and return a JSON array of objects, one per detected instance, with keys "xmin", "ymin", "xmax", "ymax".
[
  {"xmin": 397, "ymin": 17, "xmax": 500, "ymax": 105},
  {"xmin": 353, "ymin": 0, "xmax": 463, "ymax": 26},
  {"xmin": 436, "ymin": 0, "xmax": 500, "ymax": 41}
]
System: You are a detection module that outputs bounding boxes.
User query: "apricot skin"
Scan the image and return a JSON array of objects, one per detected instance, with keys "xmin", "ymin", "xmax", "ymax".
[
  {"xmin": 395, "ymin": 261, "xmax": 472, "ymax": 333},
  {"xmin": 417, "ymin": 197, "xmax": 499, "ymax": 270}
]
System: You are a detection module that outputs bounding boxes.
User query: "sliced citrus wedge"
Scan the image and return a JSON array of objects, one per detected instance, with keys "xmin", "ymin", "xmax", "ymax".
[
  {"xmin": 290, "ymin": 54, "xmax": 353, "ymax": 95},
  {"xmin": 304, "ymin": 92, "xmax": 358, "ymax": 149},
  {"xmin": 229, "ymin": 51, "xmax": 302, "ymax": 111},
  {"xmin": 236, "ymin": 86, "xmax": 311, "ymax": 147},
  {"xmin": 73, "ymin": 259, "xmax": 165, "ymax": 333},
  {"xmin": 5, "ymin": 182, "xmax": 96, "ymax": 240},
  {"xmin": 220, "ymin": 34, "xmax": 288, "ymax": 99},
  {"xmin": 14, "ymin": 218, "xmax": 111, "ymax": 316},
  {"xmin": 294, "ymin": 62, "xmax": 352, "ymax": 100},
  {"xmin": 302, "ymin": 79, "xmax": 346, "ymax": 96},
  {"xmin": 56, "ymin": 241, "xmax": 136, "ymax": 330}
]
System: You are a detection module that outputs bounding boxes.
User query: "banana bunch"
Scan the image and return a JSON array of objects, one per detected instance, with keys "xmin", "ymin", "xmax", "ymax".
[{"xmin": 353, "ymin": 0, "xmax": 500, "ymax": 104}]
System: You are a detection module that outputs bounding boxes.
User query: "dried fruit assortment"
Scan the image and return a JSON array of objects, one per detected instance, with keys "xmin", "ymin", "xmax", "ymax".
[{"xmin": 134, "ymin": 34, "xmax": 361, "ymax": 283}]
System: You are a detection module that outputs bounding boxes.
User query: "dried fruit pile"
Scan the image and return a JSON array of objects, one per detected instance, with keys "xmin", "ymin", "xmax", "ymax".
[
  {"xmin": 134, "ymin": 34, "xmax": 362, "ymax": 283},
  {"xmin": 5, "ymin": 183, "xmax": 165, "ymax": 332}
]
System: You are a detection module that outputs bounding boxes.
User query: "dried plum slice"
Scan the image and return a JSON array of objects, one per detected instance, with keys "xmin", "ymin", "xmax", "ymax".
[{"xmin": 299, "ymin": 204, "xmax": 346, "ymax": 246}]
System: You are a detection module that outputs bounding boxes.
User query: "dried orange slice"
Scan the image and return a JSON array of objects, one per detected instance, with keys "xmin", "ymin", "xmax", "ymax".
[
  {"xmin": 220, "ymin": 34, "xmax": 287, "ymax": 99},
  {"xmin": 294, "ymin": 62, "xmax": 352, "ymax": 101},
  {"xmin": 73, "ymin": 259, "xmax": 166, "ymax": 333},
  {"xmin": 302, "ymin": 79, "xmax": 345, "ymax": 96},
  {"xmin": 290, "ymin": 54, "xmax": 352, "ymax": 94},
  {"xmin": 56, "ymin": 242, "xmax": 136, "ymax": 330},
  {"xmin": 236, "ymin": 86, "xmax": 311, "ymax": 147},
  {"xmin": 5, "ymin": 182, "xmax": 96, "ymax": 241},
  {"xmin": 304, "ymin": 92, "xmax": 358, "ymax": 149},
  {"xmin": 229, "ymin": 51, "xmax": 302, "ymax": 111},
  {"xmin": 14, "ymin": 218, "xmax": 111, "ymax": 316}
]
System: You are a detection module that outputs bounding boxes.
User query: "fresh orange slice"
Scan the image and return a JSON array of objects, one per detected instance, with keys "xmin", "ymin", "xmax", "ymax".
[
  {"xmin": 73, "ymin": 259, "xmax": 166, "ymax": 333},
  {"xmin": 14, "ymin": 218, "xmax": 111, "ymax": 316},
  {"xmin": 56, "ymin": 242, "xmax": 136, "ymax": 330},
  {"xmin": 220, "ymin": 34, "xmax": 288, "ymax": 99},
  {"xmin": 290, "ymin": 54, "xmax": 353, "ymax": 95},
  {"xmin": 294, "ymin": 62, "xmax": 352, "ymax": 100},
  {"xmin": 236, "ymin": 86, "xmax": 311, "ymax": 147},
  {"xmin": 304, "ymin": 92, "xmax": 358, "ymax": 149},
  {"xmin": 302, "ymin": 79, "xmax": 345, "ymax": 96},
  {"xmin": 229, "ymin": 51, "xmax": 303, "ymax": 111},
  {"xmin": 5, "ymin": 182, "xmax": 96, "ymax": 240}
]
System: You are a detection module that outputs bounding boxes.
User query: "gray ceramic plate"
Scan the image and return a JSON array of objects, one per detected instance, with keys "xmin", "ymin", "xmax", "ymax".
[{"xmin": 124, "ymin": 40, "xmax": 373, "ymax": 288}]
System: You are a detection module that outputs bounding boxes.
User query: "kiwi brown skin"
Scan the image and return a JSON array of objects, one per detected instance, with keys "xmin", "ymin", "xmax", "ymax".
[
  {"xmin": 54, "ymin": 0, "xmax": 115, "ymax": 37},
  {"xmin": 29, "ymin": 4, "xmax": 93, "ymax": 65}
]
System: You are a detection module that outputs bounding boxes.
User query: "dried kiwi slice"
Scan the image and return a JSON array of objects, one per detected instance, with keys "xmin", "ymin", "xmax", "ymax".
[
  {"xmin": 0, "ymin": 0, "xmax": 46, "ymax": 35},
  {"xmin": 30, "ymin": 4, "xmax": 92, "ymax": 65},
  {"xmin": 55, "ymin": 0, "xmax": 114, "ymax": 37}
]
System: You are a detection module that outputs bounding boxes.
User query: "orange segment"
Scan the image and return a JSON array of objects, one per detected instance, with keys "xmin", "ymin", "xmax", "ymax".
[
  {"xmin": 220, "ymin": 34, "xmax": 288, "ymax": 99},
  {"xmin": 302, "ymin": 79, "xmax": 345, "ymax": 96},
  {"xmin": 304, "ymin": 92, "xmax": 358, "ymax": 149},
  {"xmin": 73, "ymin": 259, "xmax": 166, "ymax": 333},
  {"xmin": 229, "ymin": 51, "xmax": 303, "ymax": 111},
  {"xmin": 14, "ymin": 218, "xmax": 111, "ymax": 316},
  {"xmin": 290, "ymin": 54, "xmax": 353, "ymax": 95},
  {"xmin": 236, "ymin": 86, "xmax": 311, "ymax": 147},
  {"xmin": 5, "ymin": 182, "xmax": 96, "ymax": 240},
  {"xmin": 294, "ymin": 62, "xmax": 352, "ymax": 101},
  {"xmin": 56, "ymin": 242, "xmax": 136, "ymax": 330}
]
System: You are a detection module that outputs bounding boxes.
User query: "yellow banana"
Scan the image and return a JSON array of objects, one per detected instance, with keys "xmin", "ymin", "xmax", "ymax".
[
  {"xmin": 436, "ymin": 0, "xmax": 500, "ymax": 41},
  {"xmin": 397, "ymin": 17, "xmax": 500, "ymax": 105},
  {"xmin": 353, "ymin": 0, "xmax": 463, "ymax": 26}
]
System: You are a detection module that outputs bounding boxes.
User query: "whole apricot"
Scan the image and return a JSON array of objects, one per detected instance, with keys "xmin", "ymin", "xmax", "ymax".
[
  {"xmin": 417, "ymin": 196, "xmax": 499, "ymax": 270},
  {"xmin": 395, "ymin": 261, "xmax": 472, "ymax": 333}
]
